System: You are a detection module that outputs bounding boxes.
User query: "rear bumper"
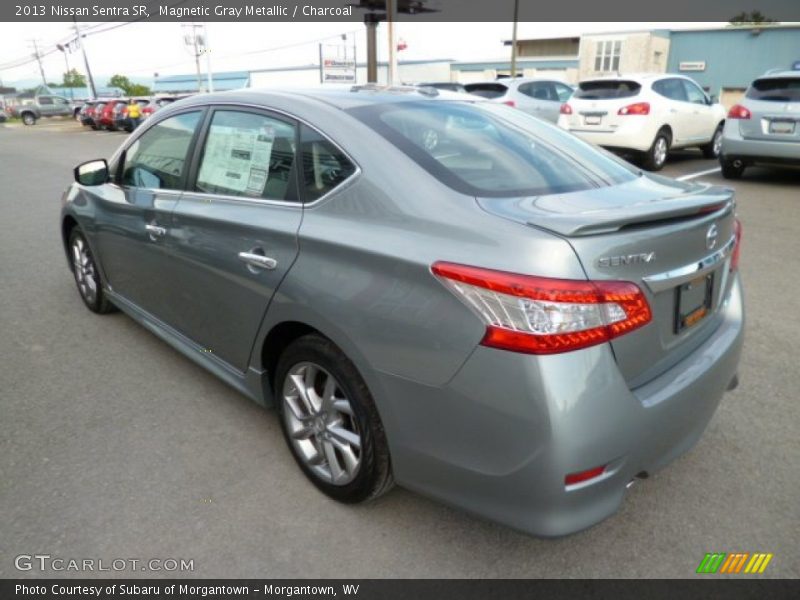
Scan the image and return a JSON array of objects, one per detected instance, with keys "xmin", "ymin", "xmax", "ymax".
[
  {"xmin": 375, "ymin": 274, "xmax": 744, "ymax": 536},
  {"xmin": 721, "ymin": 123, "xmax": 800, "ymax": 164},
  {"xmin": 559, "ymin": 116, "xmax": 657, "ymax": 152}
]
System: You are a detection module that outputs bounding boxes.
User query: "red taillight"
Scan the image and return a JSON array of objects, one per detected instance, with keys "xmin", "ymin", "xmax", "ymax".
[
  {"xmin": 727, "ymin": 104, "xmax": 751, "ymax": 119},
  {"xmin": 560, "ymin": 103, "xmax": 573, "ymax": 115},
  {"xmin": 565, "ymin": 465, "xmax": 607, "ymax": 487},
  {"xmin": 618, "ymin": 102, "xmax": 650, "ymax": 116},
  {"xmin": 503, "ymin": 100, "xmax": 516, "ymax": 108},
  {"xmin": 121, "ymin": 107, "xmax": 128, "ymax": 116},
  {"xmin": 731, "ymin": 218, "xmax": 742, "ymax": 272},
  {"xmin": 431, "ymin": 262, "xmax": 652, "ymax": 355},
  {"xmin": 143, "ymin": 106, "xmax": 153, "ymax": 114}
]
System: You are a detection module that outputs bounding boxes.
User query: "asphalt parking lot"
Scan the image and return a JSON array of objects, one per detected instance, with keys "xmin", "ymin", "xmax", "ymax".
[{"xmin": 1, "ymin": 119, "xmax": 798, "ymax": 579}]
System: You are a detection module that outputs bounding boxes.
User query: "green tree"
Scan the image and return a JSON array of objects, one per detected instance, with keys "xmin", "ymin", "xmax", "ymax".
[
  {"xmin": 108, "ymin": 74, "xmax": 151, "ymax": 96},
  {"xmin": 62, "ymin": 68, "xmax": 87, "ymax": 88},
  {"xmin": 729, "ymin": 11, "xmax": 777, "ymax": 24}
]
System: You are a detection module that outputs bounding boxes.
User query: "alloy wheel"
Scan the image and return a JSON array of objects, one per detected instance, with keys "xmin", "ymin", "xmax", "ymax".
[
  {"xmin": 71, "ymin": 236, "xmax": 99, "ymax": 306},
  {"xmin": 654, "ymin": 136, "xmax": 668, "ymax": 167},
  {"xmin": 713, "ymin": 129, "xmax": 723, "ymax": 157},
  {"xmin": 282, "ymin": 362, "xmax": 362, "ymax": 486}
]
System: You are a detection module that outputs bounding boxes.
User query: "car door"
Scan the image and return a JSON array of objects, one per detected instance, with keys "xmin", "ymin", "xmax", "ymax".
[
  {"xmin": 167, "ymin": 107, "xmax": 304, "ymax": 372},
  {"xmin": 681, "ymin": 79, "xmax": 716, "ymax": 142},
  {"xmin": 37, "ymin": 96, "xmax": 54, "ymax": 116},
  {"xmin": 52, "ymin": 96, "xmax": 71, "ymax": 116},
  {"xmin": 653, "ymin": 78, "xmax": 692, "ymax": 145},
  {"xmin": 91, "ymin": 110, "xmax": 204, "ymax": 325}
]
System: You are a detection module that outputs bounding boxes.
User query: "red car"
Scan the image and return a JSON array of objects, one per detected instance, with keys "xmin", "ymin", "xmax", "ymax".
[{"xmin": 97, "ymin": 99, "xmax": 126, "ymax": 131}]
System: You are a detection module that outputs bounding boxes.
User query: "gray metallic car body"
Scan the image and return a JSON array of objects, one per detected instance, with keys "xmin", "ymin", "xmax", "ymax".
[
  {"xmin": 721, "ymin": 70, "xmax": 800, "ymax": 168},
  {"xmin": 61, "ymin": 88, "xmax": 744, "ymax": 536}
]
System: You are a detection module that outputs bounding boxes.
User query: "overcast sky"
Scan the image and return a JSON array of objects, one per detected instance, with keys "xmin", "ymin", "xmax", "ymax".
[{"xmin": 0, "ymin": 21, "xmax": 725, "ymax": 87}]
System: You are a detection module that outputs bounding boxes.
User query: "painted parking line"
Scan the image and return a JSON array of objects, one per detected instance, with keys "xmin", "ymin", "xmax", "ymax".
[{"xmin": 677, "ymin": 166, "xmax": 722, "ymax": 181}]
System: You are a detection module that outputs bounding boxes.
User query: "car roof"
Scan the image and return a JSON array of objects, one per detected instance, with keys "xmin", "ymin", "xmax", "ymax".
[
  {"xmin": 174, "ymin": 85, "xmax": 478, "ymax": 111},
  {"xmin": 756, "ymin": 70, "xmax": 800, "ymax": 79}
]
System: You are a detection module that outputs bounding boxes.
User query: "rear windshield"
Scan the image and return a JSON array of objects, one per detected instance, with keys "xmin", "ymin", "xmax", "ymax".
[
  {"xmin": 574, "ymin": 80, "xmax": 642, "ymax": 99},
  {"xmin": 464, "ymin": 83, "xmax": 508, "ymax": 99},
  {"xmin": 746, "ymin": 77, "xmax": 800, "ymax": 102},
  {"xmin": 349, "ymin": 101, "xmax": 637, "ymax": 197}
]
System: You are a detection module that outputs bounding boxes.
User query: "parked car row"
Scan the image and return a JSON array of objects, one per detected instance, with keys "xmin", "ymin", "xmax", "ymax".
[
  {"xmin": 421, "ymin": 67, "xmax": 799, "ymax": 175},
  {"xmin": 78, "ymin": 95, "xmax": 188, "ymax": 132}
]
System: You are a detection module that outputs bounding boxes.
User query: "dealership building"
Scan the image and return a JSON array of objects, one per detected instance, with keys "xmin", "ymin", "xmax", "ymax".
[{"xmin": 150, "ymin": 24, "xmax": 799, "ymax": 108}]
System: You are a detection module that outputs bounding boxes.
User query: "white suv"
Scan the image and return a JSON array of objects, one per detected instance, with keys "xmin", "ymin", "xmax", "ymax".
[
  {"xmin": 465, "ymin": 78, "xmax": 574, "ymax": 123},
  {"xmin": 558, "ymin": 74, "xmax": 726, "ymax": 170}
]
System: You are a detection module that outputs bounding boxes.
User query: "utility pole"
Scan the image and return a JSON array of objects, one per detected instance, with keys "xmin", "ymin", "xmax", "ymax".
[
  {"xmin": 183, "ymin": 23, "xmax": 206, "ymax": 93},
  {"xmin": 203, "ymin": 24, "xmax": 213, "ymax": 93},
  {"xmin": 29, "ymin": 39, "xmax": 47, "ymax": 85},
  {"xmin": 510, "ymin": 0, "xmax": 519, "ymax": 79},
  {"xmin": 364, "ymin": 13, "xmax": 380, "ymax": 84},
  {"xmin": 73, "ymin": 18, "xmax": 97, "ymax": 99},
  {"xmin": 386, "ymin": 0, "xmax": 398, "ymax": 85},
  {"xmin": 56, "ymin": 43, "xmax": 72, "ymax": 98}
]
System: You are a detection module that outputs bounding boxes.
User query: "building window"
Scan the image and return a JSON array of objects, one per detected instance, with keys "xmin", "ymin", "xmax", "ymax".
[{"xmin": 594, "ymin": 40, "xmax": 621, "ymax": 72}]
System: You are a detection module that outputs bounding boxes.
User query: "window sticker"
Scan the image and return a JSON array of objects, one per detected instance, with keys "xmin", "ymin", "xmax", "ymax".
[{"xmin": 198, "ymin": 124, "xmax": 275, "ymax": 196}]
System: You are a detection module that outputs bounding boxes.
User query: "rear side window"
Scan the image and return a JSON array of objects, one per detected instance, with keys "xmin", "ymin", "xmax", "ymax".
[
  {"xmin": 300, "ymin": 125, "xmax": 357, "ymax": 202},
  {"xmin": 121, "ymin": 111, "xmax": 201, "ymax": 190},
  {"xmin": 464, "ymin": 83, "xmax": 508, "ymax": 99},
  {"xmin": 350, "ymin": 101, "xmax": 636, "ymax": 198},
  {"xmin": 574, "ymin": 80, "xmax": 641, "ymax": 99},
  {"xmin": 746, "ymin": 77, "xmax": 800, "ymax": 102},
  {"xmin": 196, "ymin": 110, "xmax": 298, "ymax": 201},
  {"xmin": 653, "ymin": 78, "xmax": 689, "ymax": 102}
]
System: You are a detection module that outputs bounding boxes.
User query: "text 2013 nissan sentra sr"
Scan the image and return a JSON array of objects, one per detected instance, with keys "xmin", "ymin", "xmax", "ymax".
[{"xmin": 61, "ymin": 86, "xmax": 744, "ymax": 536}]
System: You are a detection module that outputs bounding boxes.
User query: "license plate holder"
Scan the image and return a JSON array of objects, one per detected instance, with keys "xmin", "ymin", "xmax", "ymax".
[
  {"xmin": 674, "ymin": 273, "xmax": 714, "ymax": 333},
  {"xmin": 769, "ymin": 120, "xmax": 795, "ymax": 135},
  {"xmin": 584, "ymin": 115, "xmax": 602, "ymax": 125}
]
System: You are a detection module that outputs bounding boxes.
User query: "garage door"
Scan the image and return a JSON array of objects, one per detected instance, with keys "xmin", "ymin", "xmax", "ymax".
[{"xmin": 721, "ymin": 88, "xmax": 746, "ymax": 110}]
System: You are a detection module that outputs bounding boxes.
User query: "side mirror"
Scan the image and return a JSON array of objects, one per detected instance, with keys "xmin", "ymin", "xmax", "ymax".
[
  {"xmin": 708, "ymin": 95, "xmax": 718, "ymax": 105},
  {"xmin": 74, "ymin": 159, "xmax": 109, "ymax": 186}
]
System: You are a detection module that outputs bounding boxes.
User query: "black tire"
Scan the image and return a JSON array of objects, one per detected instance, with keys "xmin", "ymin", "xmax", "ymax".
[
  {"xmin": 642, "ymin": 128, "xmax": 671, "ymax": 171},
  {"xmin": 21, "ymin": 112, "xmax": 36, "ymax": 126},
  {"xmin": 721, "ymin": 158, "xmax": 745, "ymax": 180},
  {"xmin": 274, "ymin": 334, "xmax": 394, "ymax": 504},
  {"xmin": 67, "ymin": 228, "xmax": 115, "ymax": 314},
  {"xmin": 701, "ymin": 124, "xmax": 724, "ymax": 159},
  {"xmin": 90, "ymin": 124, "xmax": 99, "ymax": 130}
]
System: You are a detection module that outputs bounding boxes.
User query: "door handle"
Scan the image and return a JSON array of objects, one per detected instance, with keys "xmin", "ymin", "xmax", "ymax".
[
  {"xmin": 145, "ymin": 223, "xmax": 167, "ymax": 238},
  {"xmin": 238, "ymin": 251, "xmax": 277, "ymax": 271}
]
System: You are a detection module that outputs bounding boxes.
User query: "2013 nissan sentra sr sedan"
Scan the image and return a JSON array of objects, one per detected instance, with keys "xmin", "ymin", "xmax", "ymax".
[{"xmin": 61, "ymin": 86, "xmax": 744, "ymax": 536}]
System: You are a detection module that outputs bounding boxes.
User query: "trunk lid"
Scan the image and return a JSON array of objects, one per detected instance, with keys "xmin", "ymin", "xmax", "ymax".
[{"xmin": 477, "ymin": 175, "xmax": 738, "ymax": 386}]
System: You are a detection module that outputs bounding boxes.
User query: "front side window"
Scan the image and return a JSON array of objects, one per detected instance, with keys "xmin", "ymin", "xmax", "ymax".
[
  {"xmin": 121, "ymin": 111, "xmax": 201, "ymax": 190},
  {"xmin": 350, "ymin": 101, "xmax": 637, "ymax": 198},
  {"xmin": 682, "ymin": 80, "xmax": 707, "ymax": 105},
  {"xmin": 195, "ymin": 110, "xmax": 298, "ymax": 201},
  {"xmin": 594, "ymin": 40, "xmax": 621, "ymax": 72},
  {"xmin": 554, "ymin": 83, "xmax": 574, "ymax": 102},
  {"xmin": 520, "ymin": 82, "xmax": 555, "ymax": 101},
  {"xmin": 300, "ymin": 125, "xmax": 356, "ymax": 202}
]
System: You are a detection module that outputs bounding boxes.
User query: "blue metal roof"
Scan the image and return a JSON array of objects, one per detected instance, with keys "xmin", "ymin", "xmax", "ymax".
[{"xmin": 153, "ymin": 71, "xmax": 250, "ymax": 93}]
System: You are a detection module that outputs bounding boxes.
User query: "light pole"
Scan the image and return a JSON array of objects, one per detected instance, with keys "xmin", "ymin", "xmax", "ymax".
[
  {"xmin": 73, "ymin": 18, "xmax": 97, "ymax": 99},
  {"xmin": 56, "ymin": 43, "xmax": 71, "ymax": 97}
]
